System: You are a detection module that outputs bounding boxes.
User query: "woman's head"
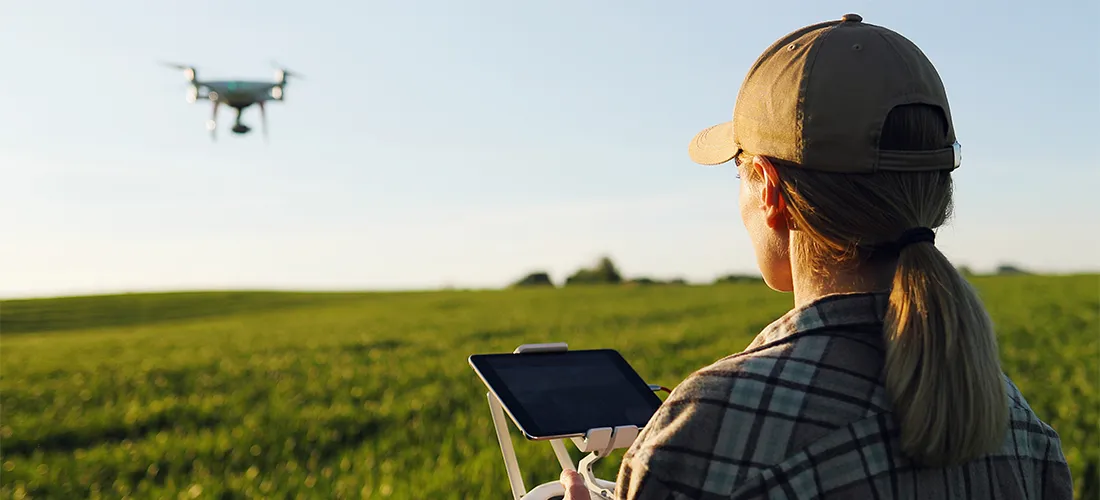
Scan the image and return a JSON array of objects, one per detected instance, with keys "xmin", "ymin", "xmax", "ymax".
[
  {"xmin": 689, "ymin": 14, "xmax": 1009, "ymax": 467},
  {"xmin": 735, "ymin": 104, "xmax": 954, "ymax": 293}
]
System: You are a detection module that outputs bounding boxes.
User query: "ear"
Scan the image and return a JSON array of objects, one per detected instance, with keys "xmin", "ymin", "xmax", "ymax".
[{"xmin": 752, "ymin": 156, "xmax": 790, "ymax": 230}]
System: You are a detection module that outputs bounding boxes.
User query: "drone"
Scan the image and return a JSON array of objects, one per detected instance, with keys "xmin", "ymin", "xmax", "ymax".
[{"xmin": 162, "ymin": 62, "xmax": 301, "ymax": 141}]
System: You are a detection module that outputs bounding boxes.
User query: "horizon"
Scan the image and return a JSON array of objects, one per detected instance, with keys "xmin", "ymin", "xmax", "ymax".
[
  {"xmin": 4, "ymin": 0, "xmax": 1098, "ymax": 300},
  {"xmin": 3, "ymin": 263, "xmax": 1093, "ymax": 302}
]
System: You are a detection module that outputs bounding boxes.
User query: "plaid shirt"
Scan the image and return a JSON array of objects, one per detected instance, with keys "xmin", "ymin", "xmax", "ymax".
[{"xmin": 615, "ymin": 292, "xmax": 1074, "ymax": 499}]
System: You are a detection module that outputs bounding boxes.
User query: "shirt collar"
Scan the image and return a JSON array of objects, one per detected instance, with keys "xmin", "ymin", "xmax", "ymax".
[{"xmin": 745, "ymin": 291, "xmax": 890, "ymax": 350}]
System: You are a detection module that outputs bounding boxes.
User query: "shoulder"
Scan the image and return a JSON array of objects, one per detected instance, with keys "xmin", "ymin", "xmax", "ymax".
[
  {"xmin": 999, "ymin": 374, "xmax": 1072, "ymax": 464},
  {"xmin": 615, "ymin": 353, "xmax": 774, "ymax": 499},
  {"xmin": 616, "ymin": 340, "xmax": 849, "ymax": 499},
  {"xmin": 616, "ymin": 329, "xmax": 893, "ymax": 499}
]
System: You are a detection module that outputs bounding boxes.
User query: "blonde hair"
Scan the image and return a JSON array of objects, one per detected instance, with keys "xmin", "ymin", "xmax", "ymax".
[{"xmin": 745, "ymin": 104, "xmax": 1008, "ymax": 467}]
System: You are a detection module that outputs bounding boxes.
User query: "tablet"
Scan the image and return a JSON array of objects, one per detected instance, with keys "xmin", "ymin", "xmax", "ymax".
[{"xmin": 469, "ymin": 348, "xmax": 663, "ymax": 440}]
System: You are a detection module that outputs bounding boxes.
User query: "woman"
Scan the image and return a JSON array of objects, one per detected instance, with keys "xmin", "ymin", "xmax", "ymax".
[{"xmin": 562, "ymin": 13, "xmax": 1073, "ymax": 500}]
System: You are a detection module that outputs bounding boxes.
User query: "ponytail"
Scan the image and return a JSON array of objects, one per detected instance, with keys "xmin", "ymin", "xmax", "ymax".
[{"xmin": 884, "ymin": 239, "xmax": 1008, "ymax": 466}]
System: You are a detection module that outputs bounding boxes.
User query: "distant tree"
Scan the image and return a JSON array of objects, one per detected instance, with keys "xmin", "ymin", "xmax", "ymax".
[
  {"xmin": 593, "ymin": 256, "xmax": 623, "ymax": 283},
  {"xmin": 995, "ymin": 264, "xmax": 1031, "ymax": 275},
  {"xmin": 565, "ymin": 255, "xmax": 623, "ymax": 286},
  {"xmin": 624, "ymin": 276, "xmax": 687, "ymax": 286},
  {"xmin": 956, "ymin": 265, "xmax": 975, "ymax": 277},
  {"xmin": 713, "ymin": 273, "xmax": 764, "ymax": 284},
  {"xmin": 511, "ymin": 271, "xmax": 556, "ymax": 288}
]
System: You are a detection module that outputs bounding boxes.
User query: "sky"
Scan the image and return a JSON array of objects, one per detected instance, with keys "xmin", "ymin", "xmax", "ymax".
[{"xmin": 2, "ymin": 0, "xmax": 1098, "ymax": 298}]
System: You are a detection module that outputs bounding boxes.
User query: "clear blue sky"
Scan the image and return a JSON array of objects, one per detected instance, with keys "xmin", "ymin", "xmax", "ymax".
[{"xmin": 3, "ymin": 0, "xmax": 1097, "ymax": 298}]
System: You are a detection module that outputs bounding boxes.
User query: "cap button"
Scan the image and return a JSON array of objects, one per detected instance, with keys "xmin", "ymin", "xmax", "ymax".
[{"xmin": 842, "ymin": 13, "xmax": 863, "ymax": 22}]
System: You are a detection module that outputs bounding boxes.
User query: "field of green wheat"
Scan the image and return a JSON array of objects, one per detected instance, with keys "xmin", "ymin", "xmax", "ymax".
[{"xmin": 1, "ymin": 274, "xmax": 1097, "ymax": 499}]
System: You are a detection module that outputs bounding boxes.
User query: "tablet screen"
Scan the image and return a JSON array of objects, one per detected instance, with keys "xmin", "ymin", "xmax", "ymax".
[{"xmin": 470, "ymin": 349, "xmax": 663, "ymax": 439}]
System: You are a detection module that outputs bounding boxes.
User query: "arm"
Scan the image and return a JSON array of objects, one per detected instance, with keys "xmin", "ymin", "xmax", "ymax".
[
  {"xmin": 613, "ymin": 359, "xmax": 780, "ymax": 500},
  {"xmin": 615, "ymin": 460, "xmax": 685, "ymax": 500}
]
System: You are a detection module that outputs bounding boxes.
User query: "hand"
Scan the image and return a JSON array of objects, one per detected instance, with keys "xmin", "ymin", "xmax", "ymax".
[{"xmin": 561, "ymin": 469, "xmax": 594, "ymax": 499}]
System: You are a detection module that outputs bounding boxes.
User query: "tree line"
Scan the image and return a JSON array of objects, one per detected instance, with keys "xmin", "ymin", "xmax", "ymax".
[
  {"xmin": 511, "ymin": 256, "xmax": 1036, "ymax": 289},
  {"xmin": 509, "ymin": 255, "xmax": 763, "ymax": 288}
]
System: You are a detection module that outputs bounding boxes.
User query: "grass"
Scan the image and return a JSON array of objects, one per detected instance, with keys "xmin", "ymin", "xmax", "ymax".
[{"xmin": 1, "ymin": 274, "xmax": 1097, "ymax": 499}]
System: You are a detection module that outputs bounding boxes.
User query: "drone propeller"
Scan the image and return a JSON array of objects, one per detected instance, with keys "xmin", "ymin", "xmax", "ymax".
[
  {"xmin": 270, "ymin": 60, "xmax": 304, "ymax": 81},
  {"xmin": 160, "ymin": 61, "xmax": 198, "ymax": 82}
]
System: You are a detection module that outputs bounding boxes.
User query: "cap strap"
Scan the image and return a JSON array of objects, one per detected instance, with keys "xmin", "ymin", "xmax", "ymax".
[{"xmin": 876, "ymin": 142, "xmax": 962, "ymax": 171}]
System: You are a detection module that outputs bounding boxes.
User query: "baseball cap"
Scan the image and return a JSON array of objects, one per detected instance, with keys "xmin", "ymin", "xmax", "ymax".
[{"xmin": 688, "ymin": 13, "xmax": 962, "ymax": 173}]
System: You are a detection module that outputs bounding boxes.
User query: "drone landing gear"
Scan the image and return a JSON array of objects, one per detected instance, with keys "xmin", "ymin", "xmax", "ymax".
[
  {"xmin": 489, "ymin": 343, "xmax": 648, "ymax": 500},
  {"xmin": 207, "ymin": 99, "xmax": 220, "ymax": 141}
]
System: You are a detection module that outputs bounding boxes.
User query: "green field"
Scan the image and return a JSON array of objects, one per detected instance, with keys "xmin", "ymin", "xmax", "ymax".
[{"xmin": 2, "ymin": 274, "xmax": 1097, "ymax": 499}]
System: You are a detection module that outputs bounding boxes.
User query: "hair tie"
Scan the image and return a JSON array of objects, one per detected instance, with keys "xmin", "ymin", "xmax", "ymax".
[{"xmin": 895, "ymin": 227, "xmax": 935, "ymax": 251}]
